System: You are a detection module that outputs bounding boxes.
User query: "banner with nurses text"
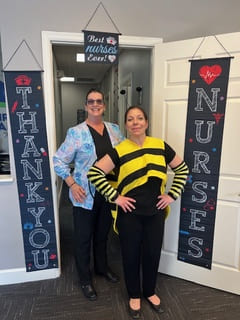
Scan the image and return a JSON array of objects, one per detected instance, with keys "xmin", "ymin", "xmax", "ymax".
[
  {"xmin": 4, "ymin": 71, "xmax": 58, "ymax": 272},
  {"xmin": 178, "ymin": 58, "xmax": 231, "ymax": 269}
]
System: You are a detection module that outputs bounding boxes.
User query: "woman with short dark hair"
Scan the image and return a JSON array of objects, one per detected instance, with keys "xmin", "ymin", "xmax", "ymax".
[{"xmin": 53, "ymin": 88, "xmax": 124, "ymax": 301}]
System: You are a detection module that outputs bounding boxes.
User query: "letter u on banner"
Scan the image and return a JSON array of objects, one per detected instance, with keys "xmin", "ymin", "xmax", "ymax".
[{"xmin": 178, "ymin": 57, "xmax": 231, "ymax": 269}]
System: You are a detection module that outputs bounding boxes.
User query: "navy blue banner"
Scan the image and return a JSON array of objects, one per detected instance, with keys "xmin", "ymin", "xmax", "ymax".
[
  {"xmin": 178, "ymin": 58, "xmax": 231, "ymax": 269},
  {"xmin": 4, "ymin": 71, "xmax": 58, "ymax": 272},
  {"xmin": 84, "ymin": 30, "xmax": 119, "ymax": 64}
]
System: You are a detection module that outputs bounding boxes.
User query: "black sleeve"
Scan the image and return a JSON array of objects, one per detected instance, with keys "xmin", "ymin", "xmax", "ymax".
[
  {"xmin": 107, "ymin": 148, "xmax": 120, "ymax": 167},
  {"xmin": 165, "ymin": 142, "xmax": 176, "ymax": 164}
]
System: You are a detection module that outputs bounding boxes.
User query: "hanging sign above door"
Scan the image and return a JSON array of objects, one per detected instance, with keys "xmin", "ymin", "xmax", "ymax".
[
  {"xmin": 82, "ymin": 2, "xmax": 121, "ymax": 64},
  {"xmin": 83, "ymin": 30, "xmax": 119, "ymax": 64}
]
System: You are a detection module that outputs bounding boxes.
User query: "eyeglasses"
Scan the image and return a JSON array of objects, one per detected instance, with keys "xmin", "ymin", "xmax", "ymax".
[{"xmin": 86, "ymin": 99, "xmax": 104, "ymax": 105}]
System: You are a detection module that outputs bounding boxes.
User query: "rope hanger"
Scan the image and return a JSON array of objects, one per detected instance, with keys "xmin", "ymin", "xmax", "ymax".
[
  {"xmin": 82, "ymin": 1, "xmax": 121, "ymax": 35},
  {"xmin": 2, "ymin": 39, "xmax": 43, "ymax": 71},
  {"xmin": 190, "ymin": 35, "xmax": 234, "ymax": 61}
]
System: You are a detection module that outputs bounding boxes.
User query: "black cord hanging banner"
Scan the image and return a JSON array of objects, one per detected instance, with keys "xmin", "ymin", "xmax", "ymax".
[
  {"xmin": 177, "ymin": 34, "xmax": 235, "ymax": 270},
  {"xmin": 3, "ymin": 39, "xmax": 43, "ymax": 71},
  {"xmin": 82, "ymin": 2, "xmax": 121, "ymax": 64},
  {"xmin": 82, "ymin": 1, "xmax": 121, "ymax": 35},
  {"xmin": 3, "ymin": 39, "xmax": 59, "ymax": 272},
  {"xmin": 190, "ymin": 35, "xmax": 234, "ymax": 61},
  {"xmin": 178, "ymin": 56, "xmax": 232, "ymax": 269}
]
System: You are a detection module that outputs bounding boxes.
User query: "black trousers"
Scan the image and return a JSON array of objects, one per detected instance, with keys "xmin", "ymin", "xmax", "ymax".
[
  {"xmin": 116, "ymin": 211, "xmax": 165, "ymax": 298},
  {"xmin": 73, "ymin": 191, "xmax": 112, "ymax": 285}
]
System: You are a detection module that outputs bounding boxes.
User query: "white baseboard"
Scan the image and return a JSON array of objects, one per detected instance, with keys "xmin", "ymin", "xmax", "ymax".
[{"xmin": 0, "ymin": 267, "xmax": 61, "ymax": 285}]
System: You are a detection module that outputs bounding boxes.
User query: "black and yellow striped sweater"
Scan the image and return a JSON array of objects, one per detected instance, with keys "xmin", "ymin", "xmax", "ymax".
[
  {"xmin": 111, "ymin": 136, "xmax": 169, "ymax": 196},
  {"xmin": 108, "ymin": 137, "xmax": 174, "ymax": 229},
  {"xmin": 88, "ymin": 136, "xmax": 188, "ymax": 232}
]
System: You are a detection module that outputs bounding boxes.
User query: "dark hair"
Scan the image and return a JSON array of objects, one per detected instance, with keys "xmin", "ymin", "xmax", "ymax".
[
  {"xmin": 124, "ymin": 106, "xmax": 148, "ymax": 123},
  {"xmin": 86, "ymin": 88, "xmax": 104, "ymax": 102}
]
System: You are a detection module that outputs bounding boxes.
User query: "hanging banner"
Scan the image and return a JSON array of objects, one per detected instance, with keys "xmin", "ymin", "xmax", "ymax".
[
  {"xmin": 178, "ymin": 57, "xmax": 231, "ymax": 269},
  {"xmin": 83, "ymin": 30, "xmax": 119, "ymax": 64},
  {"xmin": 4, "ymin": 71, "xmax": 58, "ymax": 272}
]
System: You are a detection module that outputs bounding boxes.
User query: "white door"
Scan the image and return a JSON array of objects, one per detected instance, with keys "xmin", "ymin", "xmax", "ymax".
[{"xmin": 150, "ymin": 32, "xmax": 240, "ymax": 295}]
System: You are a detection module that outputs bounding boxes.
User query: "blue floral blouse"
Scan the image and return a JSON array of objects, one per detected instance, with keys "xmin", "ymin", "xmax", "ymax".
[{"xmin": 53, "ymin": 121, "xmax": 124, "ymax": 209}]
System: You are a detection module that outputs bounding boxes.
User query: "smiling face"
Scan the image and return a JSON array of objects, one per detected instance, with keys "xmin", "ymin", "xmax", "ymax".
[
  {"xmin": 125, "ymin": 107, "xmax": 148, "ymax": 138},
  {"xmin": 85, "ymin": 91, "xmax": 105, "ymax": 119}
]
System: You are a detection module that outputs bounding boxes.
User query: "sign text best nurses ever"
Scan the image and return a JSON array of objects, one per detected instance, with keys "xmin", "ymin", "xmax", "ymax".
[
  {"xmin": 84, "ymin": 30, "xmax": 119, "ymax": 64},
  {"xmin": 178, "ymin": 58, "xmax": 231, "ymax": 269},
  {"xmin": 4, "ymin": 71, "xmax": 58, "ymax": 272}
]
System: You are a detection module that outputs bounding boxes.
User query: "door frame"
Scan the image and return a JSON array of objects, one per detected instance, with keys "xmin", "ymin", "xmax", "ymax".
[
  {"xmin": 41, "ymin": 31, "xmax": 162, "ymax": 272},
  {"xmin": 118, "ymin": 72, "xmax": 133, "ymax": 135}
]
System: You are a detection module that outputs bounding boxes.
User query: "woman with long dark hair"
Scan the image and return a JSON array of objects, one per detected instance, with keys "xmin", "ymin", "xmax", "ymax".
[{"xmin": 88, "ymin": 106, "xmax": 188, "ymax": 318}]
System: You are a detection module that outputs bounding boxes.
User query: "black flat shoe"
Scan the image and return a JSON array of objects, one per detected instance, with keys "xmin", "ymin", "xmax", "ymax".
[
  {"xmin": 145, "ymin": 297, "xmax": 164, "ymax": 313},
  {"xmin": 128, "ymin": 305, "xmax": 141, "ymax": 319},
  {"xmin": 96, "ymin": 269, "xmax": 120, "ymax": 283},
  {"xmin": 81, "ymin": 284, "xmax": 97, "ymax": 301}
]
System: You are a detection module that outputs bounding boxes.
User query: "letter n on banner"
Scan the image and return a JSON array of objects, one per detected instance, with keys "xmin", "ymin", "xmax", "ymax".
[
  {"xmin": 178, "ymin": 58, "xmax": 231, "ymax": 269},
  {"xmin": 4, "ymin": 71, "xmax": 58, "ymax": 272}
]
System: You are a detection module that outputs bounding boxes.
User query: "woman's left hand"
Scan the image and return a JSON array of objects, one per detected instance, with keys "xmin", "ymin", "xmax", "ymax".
[{"xmin": 156, "ymin": 194, "xmax": 174, "ymax": 209}]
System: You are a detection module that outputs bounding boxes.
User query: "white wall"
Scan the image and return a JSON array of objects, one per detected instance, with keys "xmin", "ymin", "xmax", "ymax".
[
  {"xmin": 61, "ymin": 83, "xmax": 93, "ymax": 139},
  {"xmin": 1, "ymin": 1, "xmax": 239, "ymax": 65}
]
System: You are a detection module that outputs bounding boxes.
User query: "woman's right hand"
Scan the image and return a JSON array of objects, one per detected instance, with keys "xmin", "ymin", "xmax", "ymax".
[
  {"xmin": 115, "ymin": 195, "xmax": 136, "ymax": 213},
  {"xmin": 70, "ymin": 183, "xmax": 86, "ymax": 203}
]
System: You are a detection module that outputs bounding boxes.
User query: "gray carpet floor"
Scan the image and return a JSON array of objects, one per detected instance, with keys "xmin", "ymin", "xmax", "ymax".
[{"xmin": 0, "ymin": 185, "xmax": 240, "ymax": 319}]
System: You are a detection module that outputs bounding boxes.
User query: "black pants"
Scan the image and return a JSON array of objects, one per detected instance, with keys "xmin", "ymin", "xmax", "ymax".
[
  {"xmin": 116, "ymin": 211, "xmax": 165, "ymax": 298},
  {"xmin": 73, "ymin": 191, "xmax": 112, "ymax": 285}
]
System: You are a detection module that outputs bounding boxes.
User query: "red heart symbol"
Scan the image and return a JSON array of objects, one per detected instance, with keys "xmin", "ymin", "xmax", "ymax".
[{"xmin": 199, "ymin": 65, "xmax": 222, "ymax": 85}]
